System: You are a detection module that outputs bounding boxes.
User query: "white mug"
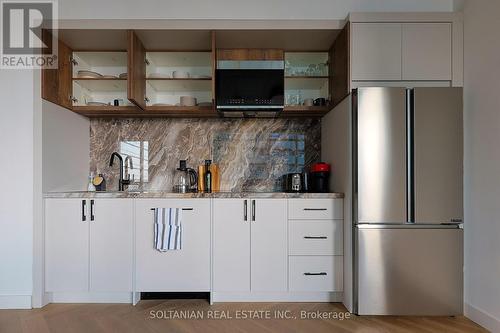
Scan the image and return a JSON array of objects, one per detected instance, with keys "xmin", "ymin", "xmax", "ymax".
[{"xmin": 303, "ymin": 98, "xmax": 314, "ymax": 106}]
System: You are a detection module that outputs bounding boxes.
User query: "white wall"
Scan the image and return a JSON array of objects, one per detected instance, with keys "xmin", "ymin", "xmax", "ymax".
[
  {"xmin": 42, "ymin": 101, "xmax": 90, "ymax": 192},
  {"xmin": 0, "ymin": 70, "xmax": 34, "ymax": 309},
  {"xmin": 463, "ymin": 1, "xmax": 500, "ymax": 332},
  {"xmin": 59, "ymin": 0, "xmax": 454, "ymax": 20}
]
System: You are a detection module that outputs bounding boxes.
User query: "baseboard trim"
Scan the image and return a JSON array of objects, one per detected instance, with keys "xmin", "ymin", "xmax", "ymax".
[
  {"xmin": 0, "ymin": 295, "xmax": 32, "ymax": 309},
  {"xmin": 211, "ymin": 292, "xmax": 342, "ymax": 303},
  {"xmin": 49, "ymin": 292, "xmax": 133, "ymax": 304},
  {"xmin": 465, "ymin": 302, "xmax": 500, "ymax": 333}
]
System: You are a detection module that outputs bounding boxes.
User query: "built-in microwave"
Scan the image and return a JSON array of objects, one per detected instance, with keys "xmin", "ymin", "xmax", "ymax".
[{"xmin": 216, "ymin": 60, "xmax": 284, "ymax": 117}]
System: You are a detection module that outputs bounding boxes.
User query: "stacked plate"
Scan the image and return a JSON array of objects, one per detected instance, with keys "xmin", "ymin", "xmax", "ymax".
[
  {"xmin": 77, "ymin": 70, "xmax": 118, "ymax": 79},
  {"xmin": 77, "ymin": 70, "xmax": 102, "ymax": 78}
]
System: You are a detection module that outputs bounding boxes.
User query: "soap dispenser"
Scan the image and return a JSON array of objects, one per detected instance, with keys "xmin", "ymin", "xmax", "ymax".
[{"xmin": 87, "ymin": 172, "xmax": 96, "ymax": 192}]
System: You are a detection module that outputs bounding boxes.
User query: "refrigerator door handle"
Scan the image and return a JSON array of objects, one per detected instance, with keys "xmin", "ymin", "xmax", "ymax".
[
  {"xmin": 355, "ymin": 223, "xmax": 461, "ymax": 229},
  {"xmin": 406, "ymin": 88, "xmax": 415, "ymax": 224}
]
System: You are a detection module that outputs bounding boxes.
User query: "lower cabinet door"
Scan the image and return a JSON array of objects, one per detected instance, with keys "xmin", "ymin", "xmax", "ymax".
[
  {"xmin": 213, "ymin": 199, "xmax": 251, "ymax": 292},
  {"xmin": 135, "ymin": 199, "xmax": 211, "ymax": 291},
  {"xmin": 251, "ymin": 199, "xmax": 287, "ymax": 292},
  {"xmin": 90, "ymin": 199, "xmax": 134, "ymax": 292},
  {"xmin": 45, "ymin": 199, "xmax": 89, "ymax": 292}
]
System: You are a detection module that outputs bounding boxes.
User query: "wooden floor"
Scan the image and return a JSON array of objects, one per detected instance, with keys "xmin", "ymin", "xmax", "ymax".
[{"xmin": 0, "ymin": 300, "xmax": 488, "ymax": 333}]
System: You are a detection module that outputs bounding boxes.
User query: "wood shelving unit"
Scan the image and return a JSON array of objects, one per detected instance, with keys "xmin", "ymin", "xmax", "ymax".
[{"xmin": 42, "ymin": 28, "xmax": 350, "ymax": 118}]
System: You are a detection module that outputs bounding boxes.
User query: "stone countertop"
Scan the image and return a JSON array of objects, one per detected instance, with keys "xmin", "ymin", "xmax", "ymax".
[{"xmin": 43, "ymin": 191, "xmax": 344, "ymax": 199}]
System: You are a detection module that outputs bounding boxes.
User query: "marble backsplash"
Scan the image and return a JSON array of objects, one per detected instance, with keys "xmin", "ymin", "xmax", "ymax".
[{"xmin": 90, "ymin": 118, "xmax": 321, "ymax": 192}]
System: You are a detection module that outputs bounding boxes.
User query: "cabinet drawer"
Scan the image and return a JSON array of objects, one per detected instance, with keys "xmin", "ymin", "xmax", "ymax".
[
  {"xmin": 289, "ymin": 220, "xmax": 343, "ymax": 255},
  {"xmin": 289, "ymin": 256, "xmax": 343, "ymax": 292},
  {"xmin": 288, "ymin": 199, "xmax": 343, "ymax": 220}
]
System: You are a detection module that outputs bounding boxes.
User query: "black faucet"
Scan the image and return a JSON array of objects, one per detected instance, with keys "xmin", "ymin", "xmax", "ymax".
[{"xmin": 109, "ymin": 152, "xmax": 131, "ymax": 191}]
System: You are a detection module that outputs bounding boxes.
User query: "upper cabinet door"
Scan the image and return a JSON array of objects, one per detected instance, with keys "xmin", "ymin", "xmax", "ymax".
[
  {"xmin": 402, "ymin": 23, "xmax": 452, "ymax": 81},
  {"xmin": 41, "ymin": 30, "xmax": 73, "ymax": 109},
  {"xmin": 127, "ymin": 30, "xmax": 146, "ymax": 110},
  {"xmin": 330, "ymin": 23, "xmax": 350, "ymax": 107},
  {"xmin": 351, "ymin": 23, "xmax": 402, "ymax": 81}
]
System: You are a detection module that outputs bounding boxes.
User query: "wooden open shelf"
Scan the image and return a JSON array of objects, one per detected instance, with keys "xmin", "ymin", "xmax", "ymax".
[
  {"xmin": 282, "ymin": 105, "xmax": 330, "ymax": 117},
  {"xmin": 146, "ymin": 77, "xmax": 211, "ymax": 80},
  {"xmin": 73, "ymin": 105, "xmax": 217, "ymax": 118},
  {"xmin": 72, "ymin": 77, "xmax": 127, "ymax": 80},
  {"xmin": 285, "ymin": 76, "xmax": 329, "ymax": 79}
]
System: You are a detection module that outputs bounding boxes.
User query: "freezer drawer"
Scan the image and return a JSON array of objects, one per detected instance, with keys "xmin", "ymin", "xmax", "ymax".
[{"xmin": 356, "ymin": 226, "xmax": 463, "ymax": 315}]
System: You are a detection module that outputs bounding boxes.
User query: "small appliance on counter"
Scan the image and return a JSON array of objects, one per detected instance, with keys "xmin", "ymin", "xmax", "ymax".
[
  {"xmin": 173, "ymin": 160, "xmax": 198, "ymax": 193},
  {"xmin": 282, "ymin": 173, "xmax": 304, "ymax": 192},
  {"xmin": 310, "ymin": 162, "xmax": 331, "ymax": 193}
]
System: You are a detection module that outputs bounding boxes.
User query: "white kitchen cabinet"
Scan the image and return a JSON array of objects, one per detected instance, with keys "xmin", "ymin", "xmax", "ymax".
[
  {"xmin": 45, "ymin": 198, "xmax": 134, "ymax": 293},
  {"xmin": 351, "ymin": 23, "xmax": 402, "ymax": 81},
  {"xmin": 45, "ymin": 199, "xmax": 89, "ymax": 292},
  {"xmin": 352, "ymin": 22, "xmax": 453, "ymax": 83},
  {"xmin": 90, "ymin": 199, "xmax": 133, "ymax": 292},
  {"xmin": 402, "ymin": 23, "xmax": 452, "ymax": 81},
  {"xmin": 251, "ymin": 199, "xmax": 287, "ymax": 292},
  {"xmin": 213, "ymin": 199, "xmax": 250, "ymax": 292},
  {"xmin": 213, "ymin": 198, "xmax": 287, "ymax": 293},
  {"xmin": 135, "ymin": 199, "xmax": 211, "ymax": 291}
]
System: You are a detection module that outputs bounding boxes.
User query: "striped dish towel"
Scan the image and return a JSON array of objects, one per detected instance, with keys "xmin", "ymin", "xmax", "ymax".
[{"xmin": 153, "ymin": 208, "xmax": 182, "ymax": 251}]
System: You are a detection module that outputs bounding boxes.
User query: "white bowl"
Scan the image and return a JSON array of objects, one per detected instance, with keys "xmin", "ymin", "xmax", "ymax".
[
  {"xmin": 172, "ymin": 70, "xmax": 190, "ymax": 79},
  {"xmin": 179, "ymin": 96, "xmax": 197, "ymax": 106}
]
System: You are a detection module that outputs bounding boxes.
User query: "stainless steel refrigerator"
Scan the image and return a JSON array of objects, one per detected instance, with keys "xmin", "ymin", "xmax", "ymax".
[{"xmin": 352, "ymin": 87, "xmax": 464, "ymax": 316}]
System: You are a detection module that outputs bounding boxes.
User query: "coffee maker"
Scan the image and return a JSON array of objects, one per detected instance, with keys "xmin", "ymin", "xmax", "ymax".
[{"xmin": 173, "ymin": 160, "xmax": 198, "ymax": 193}]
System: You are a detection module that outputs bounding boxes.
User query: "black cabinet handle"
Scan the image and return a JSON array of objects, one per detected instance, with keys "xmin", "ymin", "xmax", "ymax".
[
  {"xmin": 251, "ymin": 200, "xmax": 256, "ymax": 222},
  {"xmin": 304, "ymin": 272, "xmax": 327, "ymax": 276},
  {"xmin": 244, "ymin": 200, "xmax": 248, "ymax": 221},
  {"xmin": 81, "ymin": 200, "xmax": 86, "ymax": 221},
  {"xmin": 90, "ymin": 200, "xmax": 95, "ymax": 221},
  {"xmin": 303, "ymin": 208, "xmax": 327, "ymax": 211},
  {"xmin": 150, "ymin": 208, "xmax": 194, "ymax": 211},
  {"xmin": 304, "ymin": 236, "xmax": 328, "ymax": 239}
]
